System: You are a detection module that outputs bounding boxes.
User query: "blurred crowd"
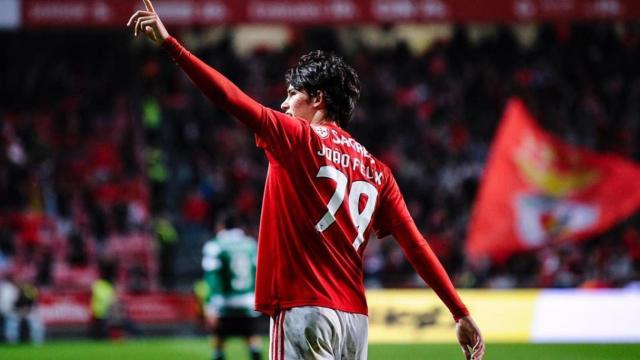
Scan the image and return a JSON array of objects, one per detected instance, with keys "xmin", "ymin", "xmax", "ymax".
[{"xmin": 1, "ymin": 22, "xmax": 639, "ymax": 297}]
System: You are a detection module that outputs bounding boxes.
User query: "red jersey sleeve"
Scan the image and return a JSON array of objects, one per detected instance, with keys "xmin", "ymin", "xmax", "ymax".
[
  {"xmin": 162, "ymin": 37, "xmax": 304, "ymax": 160},
  {"xmin": 375, "ymin": 170, "xmax": 470, "ymax": 321},
  {"xmin": 253, "ymin": 112, "xmax": 306, "ymax": 163}
]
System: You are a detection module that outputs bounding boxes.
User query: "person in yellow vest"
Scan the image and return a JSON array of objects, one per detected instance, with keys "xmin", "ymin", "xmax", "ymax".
[
  {"xmin": 154, "ymin": 213, "xmax": 178, "ymax": 289},
  {"xmin": 90, "ymin": 260, "xmax": 117, "ymax": 339}
]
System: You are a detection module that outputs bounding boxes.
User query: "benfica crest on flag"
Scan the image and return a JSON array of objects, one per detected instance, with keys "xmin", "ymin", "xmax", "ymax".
[{"xmin": 466, "ymin": 99, "xmax": 640, "ymax": 262}]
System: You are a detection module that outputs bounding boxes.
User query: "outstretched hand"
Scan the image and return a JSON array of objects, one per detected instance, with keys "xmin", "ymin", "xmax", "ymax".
[
  {"xmin": 456, "ymin": 316, "xmax": 485, "ymax": 360},
  {"xmin": 126, "ymin": 0, "xmax": 169, "ymax": 45}
]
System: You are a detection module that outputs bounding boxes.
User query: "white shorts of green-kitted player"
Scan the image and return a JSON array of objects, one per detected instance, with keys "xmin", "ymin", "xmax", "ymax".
[{"xmin": 270, "ymin": 306, "xmax": 368, "ymax": 360}]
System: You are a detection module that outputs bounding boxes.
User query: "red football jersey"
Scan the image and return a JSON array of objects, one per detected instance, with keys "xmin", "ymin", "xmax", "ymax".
[
  {"xmin": 163, "ymin": 37, "xmax": 469, "ymax": 320},
  {"xmin": 254, "ymin": 118, "xmax": 410, "ymax": 315}
]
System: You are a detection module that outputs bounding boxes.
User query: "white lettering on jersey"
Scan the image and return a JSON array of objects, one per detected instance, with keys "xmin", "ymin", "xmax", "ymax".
[
  {"xmin": 330, "ymin": 129, "xmax": 373, "ymax": 160},
  {"xmin": 315, "ymin": 166, "xmax": 379, "ymax": 251},
  {"xmin": 315, "ymin": 166, "xmax": 348, "ymax": 232},
  {"xmin": 349, "ymin": 181, "xmax": 378, "ymax": 250},
  {"xmin": 317, "ymin": 144, "xmax": 383, "ymax": 185}
]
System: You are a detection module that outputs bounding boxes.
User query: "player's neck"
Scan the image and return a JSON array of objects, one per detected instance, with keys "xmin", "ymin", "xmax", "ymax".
[{"xmin": 310, "ymin": 112, "xmax": 337, "ymax": 127}]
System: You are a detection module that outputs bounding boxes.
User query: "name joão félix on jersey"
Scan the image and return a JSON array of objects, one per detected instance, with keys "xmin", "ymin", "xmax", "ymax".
[{"xmin": 313, "ymin": 126, "xmax": 383, "ymax": 186}]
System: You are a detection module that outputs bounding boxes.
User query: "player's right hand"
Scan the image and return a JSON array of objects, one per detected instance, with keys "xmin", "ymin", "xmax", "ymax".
[{"xmin": 127, "ymin": 0, "xmax": 169, "ymax": 45}]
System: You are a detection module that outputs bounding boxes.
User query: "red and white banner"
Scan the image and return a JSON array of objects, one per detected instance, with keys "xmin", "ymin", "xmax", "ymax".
[
  {"xmin": 39, "ymin": 291, "xmax": 199, "ymax": 325},
  {"xmin": 21, "ymin": 0, "xmax": 640, "ymax": 28},
  {"xmin": 467, "ymin": 99, "xmax": 640, "ymax": 262},
  {"xmin": 120, "ymin": 293, "xmax": 199, "ymax": 323},
  {"xmin": 39, "ymin": 292, "xmax": 92, "ymax": 325}
]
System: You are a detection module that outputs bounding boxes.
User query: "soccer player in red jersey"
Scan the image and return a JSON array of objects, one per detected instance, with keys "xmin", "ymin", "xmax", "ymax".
[{"xmin": 129, "ymin": 1, "xmax": 484, "ymax": 359}]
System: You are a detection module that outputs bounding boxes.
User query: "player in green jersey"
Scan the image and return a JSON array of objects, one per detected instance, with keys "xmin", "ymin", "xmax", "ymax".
[{"xmin": 202, "ymin": 216, "xmax": 262, "ymax": 360}]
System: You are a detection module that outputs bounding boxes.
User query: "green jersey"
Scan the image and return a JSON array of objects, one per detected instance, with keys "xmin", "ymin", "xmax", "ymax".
[{"xmin": 202, "ymin": 228, "xmax": 258, "ymax": 317}]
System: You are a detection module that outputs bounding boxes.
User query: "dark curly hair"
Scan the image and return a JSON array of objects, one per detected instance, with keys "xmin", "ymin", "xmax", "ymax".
[{"xmin": 285, "ymin": 50, "xmax": 361, "ymax": 128}]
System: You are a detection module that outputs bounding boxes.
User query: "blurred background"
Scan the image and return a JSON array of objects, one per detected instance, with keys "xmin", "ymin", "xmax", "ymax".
[{"xmin": 1, "ymin": 0, "xmax": 640, "ymax": 356}]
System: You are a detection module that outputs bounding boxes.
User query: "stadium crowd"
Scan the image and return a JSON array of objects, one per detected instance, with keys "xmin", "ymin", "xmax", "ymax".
[{"xmin": 1, "ymin": 22, "xmax": 639, "ymax": 296}]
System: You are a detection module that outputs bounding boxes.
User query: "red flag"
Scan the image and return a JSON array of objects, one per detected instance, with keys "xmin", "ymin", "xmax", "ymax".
[{"xmin": 467, "ymin": 98, "xmax": 640, "ymax": 262}]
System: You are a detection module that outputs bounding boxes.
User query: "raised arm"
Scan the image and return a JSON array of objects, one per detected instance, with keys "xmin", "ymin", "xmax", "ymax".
[{"xmin": 127, "ymin": 0, "xmax": 265, "ymax": 133}]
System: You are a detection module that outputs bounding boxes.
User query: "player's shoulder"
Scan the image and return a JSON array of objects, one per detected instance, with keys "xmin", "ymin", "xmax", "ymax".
[
  {"xmin": 203, "ymin": 240, "xmax": 222, "ymax": 255},
  {"xmin": 270, "ymin": 110, "xmax": 311, "ymax": 131},
  {"xmin": 368, "ymin": 152, "xmax": 394, "ymax": 187},
  {"xmin": 242, "ymin": 235, "xmax": 257, "ymax": 246}
]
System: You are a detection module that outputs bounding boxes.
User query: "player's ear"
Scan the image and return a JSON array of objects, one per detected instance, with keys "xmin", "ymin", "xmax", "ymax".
[{"xmin": 311, "ymin": 90, "xmax": 325, "ymax": 109}]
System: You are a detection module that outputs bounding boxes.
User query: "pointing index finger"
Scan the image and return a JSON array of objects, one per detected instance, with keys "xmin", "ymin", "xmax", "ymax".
[{"xmin": 143, "ymin": 0, "xmax": 156, "ymax": 13}]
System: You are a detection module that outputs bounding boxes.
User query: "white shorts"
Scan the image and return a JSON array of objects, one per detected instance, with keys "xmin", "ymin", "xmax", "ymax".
[{"xmin": 269, "ymin": 306, "xmax": 368, "ymax": 360}]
